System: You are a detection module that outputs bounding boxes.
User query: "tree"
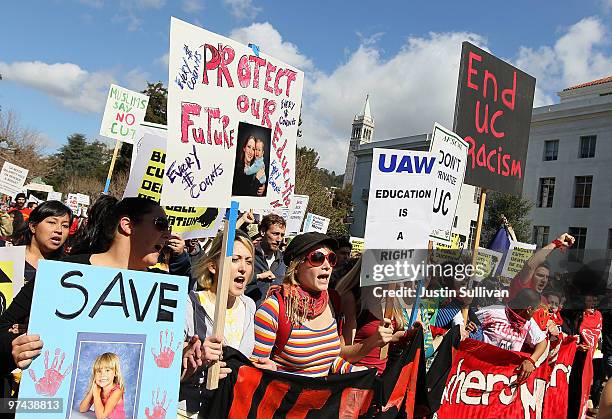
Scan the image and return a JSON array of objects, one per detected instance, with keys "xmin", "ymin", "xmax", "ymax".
[
  {"xmin": 0, "ymin": 110, "xmax": 51, "ymax": 181},
  {"xmin": 482, "ymin": 191, "xmax": 534, "ymax": 244},
  {"xmin": 295, "ymin": 146, "xmax": 353, "ymax": 237},
  {"xmin": 142, "ymin": 82, "xmax": 167, "ymax": 125}
]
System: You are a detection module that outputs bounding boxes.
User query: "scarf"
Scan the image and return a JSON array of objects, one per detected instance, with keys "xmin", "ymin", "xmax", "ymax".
[
  {"xmin": 505, "ymin": 306, "xmax": 528, "ymax": 333},
  {"xmin": 269, "ymin": 284, "xmax": 329, "ymax": 325}
]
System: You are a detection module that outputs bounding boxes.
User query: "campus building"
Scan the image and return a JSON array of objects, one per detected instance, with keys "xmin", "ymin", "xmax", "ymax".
[
  {"xmin": 347, "ymin": 76, "xmax": 612, "ymax": 257},
  {"xmin": 343, "ymin": 95, "xmax": 375, "ymax": 188}
]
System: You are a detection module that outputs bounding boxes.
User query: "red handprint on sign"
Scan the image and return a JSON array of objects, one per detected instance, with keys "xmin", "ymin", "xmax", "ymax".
[
  {"xmin": 145, "ymin": 388, "xmax": 170, "ymax": 419},
  {"xmin": 28, "ymin": 348, "xmax": 72, "ymax": 396},
  {"xmin": 151, "ymin": 330, "xmax": 180, "ymax": 368}
]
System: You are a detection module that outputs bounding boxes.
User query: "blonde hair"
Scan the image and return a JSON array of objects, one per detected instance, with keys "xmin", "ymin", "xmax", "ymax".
[
  {"xmin": 335, "ymin": 257, "xmax": 406, "ymax": 330},
  {"xmin": 90, "ymin": 352, "xmax": 124, "ymax": 391},
  {"xmin": 193, "ymin": 231, "xmax": 255, "ymax": 292}
]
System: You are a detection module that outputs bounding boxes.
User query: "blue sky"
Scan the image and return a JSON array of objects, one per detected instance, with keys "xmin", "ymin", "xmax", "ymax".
[{"xmin": 1, "ymin": 0, "xmax": 611, "ymax": 171}]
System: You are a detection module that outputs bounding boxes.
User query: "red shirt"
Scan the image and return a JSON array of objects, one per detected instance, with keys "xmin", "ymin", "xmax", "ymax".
[{"xmin": 580, "ymin": 310, "xmax": 602, "ymax": 348}]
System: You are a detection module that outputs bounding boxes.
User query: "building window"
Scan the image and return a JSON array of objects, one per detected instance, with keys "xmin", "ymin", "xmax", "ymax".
[
  {"xmin": 579, "ymin": 135, "xmax": 596, "ymax": 158},
  {"xmin": 568, "ymin": 227, "xmax": 587, "ymax": 261},
  {"xmin": 537, "ymin": 178, "xmax": 555, "ymax": 208},
  {"xmin": 467, "ymin": 220, "xmax": 477, "ymax": 249},
  {"xmin": 473, "ymin": 187, "xmax": 481, "ymax": 204},
  {"xmin": 573, "ymin": 176, "xmax": 593, "ymax": 208},
  {"xmin": 543, "ymin": 140, "xmax": 559, "ymax": 161},
  {"xmin": 533, "ymin": 226, "xmax": 550, "ymax": 248}
]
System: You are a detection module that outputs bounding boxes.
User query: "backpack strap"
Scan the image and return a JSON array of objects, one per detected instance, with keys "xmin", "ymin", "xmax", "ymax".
[
  {"xmin": 329, "ymin": 289, "xmax": 344, "ymax": 337},
  {"xmin": 271, "ymin": 290, "xmax": 292, "ymax": 357}
]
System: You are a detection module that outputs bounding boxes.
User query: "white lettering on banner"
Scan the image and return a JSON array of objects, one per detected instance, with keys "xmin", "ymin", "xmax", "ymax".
[
  {"xmin": 365, "ymin": 148, "xmax": 435, "ymax": 249},
  {"xmin": 429, "ymin": 123, "xmax": 469, "ymax": 244},
  {"xmin": 442, "ymin": 357, "xmax": 572, "ymax": 417}
]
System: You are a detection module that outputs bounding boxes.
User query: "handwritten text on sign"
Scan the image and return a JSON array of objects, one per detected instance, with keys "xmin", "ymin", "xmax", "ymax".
[
  {"xmin": 365, "ymin": 149, "xmax": 436, "ymax": 249},
  {"xmin": 162, "ymin": 18, "xmax": 304, "ymax": 209},
  {"xmin": 99, "ymin": 84, "xmax": 149, "ymax": 144}
]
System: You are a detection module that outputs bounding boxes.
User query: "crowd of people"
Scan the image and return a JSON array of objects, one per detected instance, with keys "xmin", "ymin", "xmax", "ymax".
[{"xmin": 0, "ymin": 193, "xmax": 609, "ymax": 418}]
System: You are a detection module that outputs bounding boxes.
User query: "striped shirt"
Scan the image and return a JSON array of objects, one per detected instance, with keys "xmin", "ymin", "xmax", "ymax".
[{"xmin": 253, "ymin": 295, "xmax": 353, "ymax": 377}]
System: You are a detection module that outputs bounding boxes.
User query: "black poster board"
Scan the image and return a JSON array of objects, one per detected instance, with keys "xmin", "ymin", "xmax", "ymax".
[{"xmin": 453, "ymin": 41, "xmax": 536, "ymax": 196}]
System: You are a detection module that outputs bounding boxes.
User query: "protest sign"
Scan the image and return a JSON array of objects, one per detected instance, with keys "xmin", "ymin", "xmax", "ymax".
[
  {"xmin": 454, "ymin": 41, "xmax": 536, "ymax": 196},
  {"xmin": 162, "ymin": 17, "xmax": 304, "ymax": 210},
  {"xmin": 500, "ymin": 241, "xmax": 536, "ymax": 278},
  {"xmin": 365, "ymin": 148, "xmax": 436, "ymax": 249},
  {"xmin": 124, "ymin": 132, "xmax": 223, "ymax": 239},
  {"xmin": 350, "ymin": 236, "xmax": 365, "ymax": 255},
  {"xmin": 47, "ymin": 191, "xmax": 62, "ymax": 201},
  {"xmin": 0, "ymin": 161, "xmax": 28, "ymax": 198},
  {"xmin": 27, "ymin": 195, "xmax": 42, "ymax": 204},
  {"xmin": 302, "ymin": 213, "xmax": 330, "ymax": 234},
  {"xmin": 360, "ymin": 249, "xmax": 428, "ymax": 287},
  {"xmin": 285, "ymin": 194, "xmax": 309, "ymax": 235},
  {"xmin": 429, "ymin": 123, "xmax": 468, "ymax": 244},
  {"xmin": 430, "ymin": 233, "xmax": 467, "ymax": 263},
  {"xmin": 17, "ymin": 260, "xmax": 186, "ymax": 419},
  {"xmin": 0, "ymin": 246, "xmax": 25, "ymax": 315},
  {"xmin": 99, "ymin": 84, "xmax": 149, "ymax": 145},
  {"xmin": 66, "ymin": 193, "xmax": 79, "ymax": 213},
  {"xmin": 76, "ymin": 193, "xmax": 90, "ymax": 206},
  {"xmin": 473, "ymin": 247, "xmax": 503, "ymax": 281}
]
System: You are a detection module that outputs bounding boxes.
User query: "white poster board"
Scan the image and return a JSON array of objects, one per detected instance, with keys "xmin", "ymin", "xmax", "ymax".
[
  {"xmin": 0, "ymin": 161, "xmax": 28, "ymax": 198},
  {"xmin": 66, "ymin": 193, "xmax": 79, "ymax": 213},
  {"xmin": 428, "ymin": 123, "xmax": 468, "ymax": 244},
  {"xmin": 303, "ymin": 213, "xmax": 330, "ymax": 234},
  {"xmin": 501, "ymin": 241, "xmax": 537, "ymax": 278},
  {"xmin": 47, "ymin": 191, "xmax": 62, "ymax": 201},
  {"xmin": 473, "ymin": 248, "xmax": 503, "ymax": 282},
  {"xmin": 76, "ymin": 193, "xmax": 90, "ymax": 206},
  {"xmin": 286, "ymin": 195, "xmax": 309, "ymax": 235},
  {"xmin": 364, "ymin": 148, "xmax": 436, "ymax": 249},
  {"xmin": 161, "ymin": 17, "xmax": 304, "ymax": 210},
  {"xmin": 130, "ymin": 122, "xmax": 167, "ymax": 173},
  {"xmin": 99, "ymin": 84, "xmax": 150, "ymax": 144}
]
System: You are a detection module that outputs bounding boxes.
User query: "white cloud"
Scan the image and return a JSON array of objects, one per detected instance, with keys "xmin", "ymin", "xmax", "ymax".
[
  {"xmin": 0, "ymin": 61, "xmax": 115, "ymax": 113},
  {"xmin": 123, "ymin": 68, "xmax": 150, "ymax": 92},
  {"xmin": 229, "ymin": 22, "xmax": 314, "ymax": 71},
  {"xmin": 155, "ymin": 53, "xmax": 169, "ymax": 68},
  {"xmin": 223, "ymin": 0, "xmax": 260, "ymax": 20},
  {"xmin": 182, "ymin": 0, "xmax": 204, "ymax": 13},
  {"xmin": 515, "ymin": 17, "xmax": 612, "ymax": 106}
]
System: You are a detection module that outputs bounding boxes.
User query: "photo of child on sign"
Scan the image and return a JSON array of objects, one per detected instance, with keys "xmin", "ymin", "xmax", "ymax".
[{"xmin": 231, "ymin": 122, "xmax": 271, "ymax": 197}]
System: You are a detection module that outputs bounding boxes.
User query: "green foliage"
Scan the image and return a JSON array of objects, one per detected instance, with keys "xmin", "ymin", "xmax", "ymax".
[
  {"xmin": 295, "ymin": 146, "xmax": 352, "ymax": 237},
  {"xmin": 142, "ymin": 82, "xmax": 167, "ymax": 125},
  {"xmin": 482, "ymin": 191, "xmax": 534, "ymax": 244}
]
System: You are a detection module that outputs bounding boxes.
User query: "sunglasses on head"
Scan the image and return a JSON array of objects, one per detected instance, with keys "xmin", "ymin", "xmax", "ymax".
[
  {"xmin": 153, "ymin": 216, "xmax": 170, "ymax": 232},
  {"xmin": 305, "ymin": 249, "xmax": 337, "ymax": 267}
]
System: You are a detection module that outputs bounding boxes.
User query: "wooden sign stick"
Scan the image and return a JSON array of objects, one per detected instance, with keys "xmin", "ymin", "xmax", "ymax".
[
  {"xmin": 206, "ymin": 201, "xmax": 239, "ymax": 390},
  {"xmin": 379, "ymin": 282, "xmax": 397, "ymax": 360},
  {"xmin": 103, "ymin": 139, "xmax": 121, "ymax": 194},
  {"xmin": 462, "ymin": 188, "xmax": 487, "ymax": 323}
]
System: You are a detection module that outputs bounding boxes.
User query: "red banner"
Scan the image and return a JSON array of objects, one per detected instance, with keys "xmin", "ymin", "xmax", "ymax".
[{"xmin": 437, "ymin": 338, "xmax": 580, "ymax": 419}]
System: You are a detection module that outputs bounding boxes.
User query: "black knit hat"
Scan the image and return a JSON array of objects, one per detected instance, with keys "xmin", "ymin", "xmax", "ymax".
[{"xmin": 283, "ymin": 232, "xmax": 338, "ymax": 266}]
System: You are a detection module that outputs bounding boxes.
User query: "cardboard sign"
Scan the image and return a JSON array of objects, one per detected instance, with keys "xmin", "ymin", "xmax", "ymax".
[
  {"xmin": 76, "ymin": 193, "xmax": 90, "ymax": 206},
  {"xmin": 0, "ymin": 161, "xmax": 28, "ymax": 198},
  {"xmin": 0, "ymin": 246, "xmax": 25, "ymax": 315},
  {"xmin": 124, "ymin": 133, "xmax": 222, "ymax": 239},
  {"xmin": 66, "ymin": 193, "xmax": 79, "ymax": 213},
  {"xmin": 360, "ymin": 249, "xmax": 428, "ymax": 287},
  {"xmin": 429, "ymin": 123, "xmax": 468, "ymax": 244},
  {"xmin": 162, "ymin": 17, "xmax": 304, "ymax": 209},
  {"xmin": 430, "ymin": 233, "xmax": 468, "ymax": 263},
  {"xmin": 130, "ymin": 122, "xmax": 167, "ymax": 173},
  {"xmin": 303, "ymin": 213, "xmax": 330, "ymax": 234},
  {"xmin": 47, "ymin": 191, "xmax": 63, "ymax": 201},
  {"xmin": 453, "ymin": 41, "xmax": 536, "ymax": 196},
  {"xmin": 17, "ymin": 260, "xmax": 187, "ymax": 419},
  {"xmin": 99, "ymin": 84, "xmax": 150, "ymax": 144},
  {"xmin": 500, "ymin": 241, "xmax": 536, "ymax": 278},
  {"xmin": 285, "ymin": 195, "xmax": 309, "ymax": 235},
  {"xmin": 364, "ymin": 148, "xmax": 435, "ymax": 249},
  {"xmin": 473, "ymin": 248, "xmax": 503, "ymax": 281},
  {"xmin": 350, "ymin": 237, "xmax": 365, "ymax": 254}
]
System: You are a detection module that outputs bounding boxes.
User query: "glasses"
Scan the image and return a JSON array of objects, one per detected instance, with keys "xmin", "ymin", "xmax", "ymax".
[
  {"xmin": 153, "ymin": 217, "xmax": 170, "ymax": 232},
  {"xmin": 305, "ymin": 250, "xmax": 337, "ymax": 267}
]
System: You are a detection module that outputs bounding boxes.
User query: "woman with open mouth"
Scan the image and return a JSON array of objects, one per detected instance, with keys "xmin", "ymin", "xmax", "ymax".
[
  {"xmin": 252, "ymin": 232, "xmax": 366, "ymax": 377},
  {"xmin": 179, "ymin": 229, "xmax": 263, "ymax": 417}
]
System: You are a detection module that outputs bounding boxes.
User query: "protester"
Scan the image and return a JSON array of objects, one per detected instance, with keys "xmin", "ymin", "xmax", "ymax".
[
  {"xmin": 330, "ymin": 236, "xmax": 352, "ymax": 287},
  {"xmin": 508, "ymin": 232, "xmax": 574, "ymax": 300},
  {"xmin": 245, "ymin": 214, "xmax": 287, "ymax": 306},
  {"xmin": 0, "ymin": 209, "xmax": 13, "ymax": 239},
  {"xmin": 252, "ymin": 232, "xmax": 363, "ymax": 376},
  {"xmin": 179, "ymin": 230, "xmax": 267, "ymax": 417},
  {"xmin": 11, "ymin": 193, "xmax": 31, "ymax": 221},
  {"xmin": 232, "ymin": 136, "xmax": 265, "ymax": 197},
  {"xmin": 26, "ymin": 202, "xmax": 37, "ymax": 211},
  {"xmin": 475, "ymin": 289, "xmax": 548, "ymax": 381},
  {"xmin": 9, "ymin": 210, "xmax": 25, "ymax": 243}
]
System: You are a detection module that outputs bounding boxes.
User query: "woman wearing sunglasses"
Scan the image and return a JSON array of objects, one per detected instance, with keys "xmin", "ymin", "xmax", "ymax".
[
  {"xmin": 252, "ymin": 232, "xmax": 364, "ymax": 376},
  {"xmin": 5, "ymin": 197, "xmax": 179, "ymax": 373}
]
